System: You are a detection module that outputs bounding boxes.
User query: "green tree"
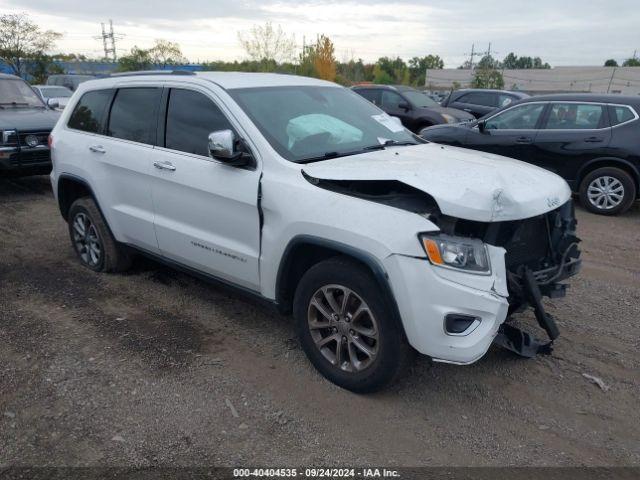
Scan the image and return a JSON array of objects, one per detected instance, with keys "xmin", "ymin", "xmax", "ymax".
[
  {"xmin": 117, "ymin": 46, "xmax": 152, "ymax": 72},
  {"xmin": 471, "ymin": 68, "xmax": 504, "ymax": 89},
  {"xmin": 372, "ymin": 64, "xmax": 394, "ymax": 84},
  {"xmin": 604, "ymin": 59, "xmax": 618, "ymax": 67},
  {"xmin": 622, "ymin": 57, "xmax": 640, "ymax": 67},
  {"xmin": 408, "ymin": 54, "xmax": 444, "ymax": 86},
  {"xmin": 501, "ymin": 52, "xmax": 550, "ymax": 69},
  {"xmin": 0, "ymin": 13, "xmax": 61, "ymax": 77},
  {"xmin": 148, "ymin": 39, "xmax": 186, "ymax": 69}
]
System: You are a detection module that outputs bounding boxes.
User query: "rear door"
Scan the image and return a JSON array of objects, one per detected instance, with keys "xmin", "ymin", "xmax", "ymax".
[
  {"xmin": 532, "ymin": 102, "xmax": 612, "ymax": 186},
  {"xmin": 464, "ymin": 102, "xmax": 547, "ymax": 161},
  {"xmin": 449, "ymin": 91, "xmax": 496, "ymax": 118},
  {"xmin": 65, "ymin": 87, "xmax": 161, "ymax": 253},
  {"xmin": 150, "ymin": 86, "xmax": 262, "ymax": 291}
]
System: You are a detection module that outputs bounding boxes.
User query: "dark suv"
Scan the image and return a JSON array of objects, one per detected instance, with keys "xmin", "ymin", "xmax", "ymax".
[
  {"xmin": 441, "ymin": 89, "xmax": 530, "ymax": 118},
  {"xmin": 0, "ymin": 74, "xmax": 60, "ymax": 176},
  {"xmin": 421, "ymin": 94, "xmax": 640, "ymax": 215},
  {"xmin": 352, "ymin": 85, "xmax": 474, "ymax": 133}
]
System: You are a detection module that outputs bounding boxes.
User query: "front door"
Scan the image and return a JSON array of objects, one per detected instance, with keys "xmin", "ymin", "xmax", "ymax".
[
  {"xmin": 150, "ymin": 87, "xmax": 261, "ymax": 291},
  {"xmin": 464, "ymin": 102, "xmax": 547, "ymax": 162},
  {"xmin": 532, "ymin": 102, "xmax": 612, "ymax": 186}
]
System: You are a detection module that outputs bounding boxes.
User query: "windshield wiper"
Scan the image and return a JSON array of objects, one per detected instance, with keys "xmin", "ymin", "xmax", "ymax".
[
  {"xmin": 0, "ymin": 101, "xmax": 29, "ymax": 106},
  {"xmin": 363, "ymin": 140, "xmax": 418, "ymax": 151}
]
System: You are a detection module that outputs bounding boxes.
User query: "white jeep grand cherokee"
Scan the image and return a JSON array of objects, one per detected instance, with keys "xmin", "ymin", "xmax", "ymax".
[{"xmin": 49, "ymin": 71, "xmax": 581, "ymax": 392}]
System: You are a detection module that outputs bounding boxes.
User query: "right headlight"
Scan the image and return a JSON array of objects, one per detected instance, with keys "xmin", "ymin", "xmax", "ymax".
[{"xmin": 419, "ymin": 233, "xmax": 491, "ymax": 275}]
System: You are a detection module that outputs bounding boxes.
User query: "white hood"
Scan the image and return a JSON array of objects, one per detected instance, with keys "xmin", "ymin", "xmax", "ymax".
[{"xmin": 302, "ymin": 143, "xmax": 571, "ymax": 222}]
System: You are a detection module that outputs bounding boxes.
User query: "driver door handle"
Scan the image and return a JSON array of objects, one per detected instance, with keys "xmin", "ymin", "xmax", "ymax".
[
  {"xmin": 89, "ymin": 145, "xmax": 106, "ymax": 154},
  {"xmin": 515, "ymin": 136, "xmax": 532, "ymax": 144},
  {"xmin": 153, "ymin": 160, "xmax": 176, "ymax": 171},
  {"xmin": 584, "ymin": 136, "xmax": 604, "ymax": 143}
]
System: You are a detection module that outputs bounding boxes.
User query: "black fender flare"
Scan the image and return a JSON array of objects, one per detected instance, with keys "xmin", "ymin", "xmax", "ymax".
[{"xmin": 275, "ymin": 235, "xmax": 405, "ymax": 334}]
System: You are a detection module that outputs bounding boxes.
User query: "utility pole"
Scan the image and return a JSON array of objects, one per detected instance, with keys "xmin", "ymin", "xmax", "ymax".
[
  {"xmin": 607, "ymin": 67, "xmax": 617, "ymax": 93},
  {"xmin": 469, "ymin": 43, "xmax": 475, "ymax": 70}
]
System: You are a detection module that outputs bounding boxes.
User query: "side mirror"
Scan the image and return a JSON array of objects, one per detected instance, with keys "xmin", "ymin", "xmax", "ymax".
[
  {"xmin": 398, "ymin": 102, "xmax": 411, "ymax": 111},
  {"xmin": 208, "ymin": 130, "xmax": 252, "ymax": 167},
  {"xmin": 477, "ymin": 120, "xmax": 487, "ymax": 133},
  {"xmin": 47, "ymin": 98, "xmax": 59, "ymax": 109}
]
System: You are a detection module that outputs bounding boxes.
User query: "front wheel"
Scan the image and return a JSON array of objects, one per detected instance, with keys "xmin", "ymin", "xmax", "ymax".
[
  {"xmin": 579, "ymin": 167, "xmax": 636, "ymax": 215},
  {"xmin": 293, "ymin": 257, "xmax": 412, "ymax": 393}
]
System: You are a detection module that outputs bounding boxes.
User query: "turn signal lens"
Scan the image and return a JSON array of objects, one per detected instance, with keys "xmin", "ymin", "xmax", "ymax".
[{"xmin": 422, "ymin": 238, "xmax": 444, "ymax": 265}]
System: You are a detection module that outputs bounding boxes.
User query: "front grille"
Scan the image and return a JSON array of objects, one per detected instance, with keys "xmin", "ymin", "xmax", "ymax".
[
  {"xmin": 18, "ymin": 131, "xmax": 49, "ymax": 148},
  {"xmin": 492, "ymin": 215, "xmax": 550, "ymax": 269},
  {"xmin": 12, "ymin": 149, "xmax": 50, "ymax": 165}
]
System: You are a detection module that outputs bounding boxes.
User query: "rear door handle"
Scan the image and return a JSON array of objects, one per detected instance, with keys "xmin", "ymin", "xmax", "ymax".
[
  {"xmin": 584, "ymin": 136, "xmax": 604, "ymax": 143},
  {"xmin": 153, "ymin": 160, "xmax": 176, "ymax": 171},
  {"xmin": 463, "ymin": 108, "xmax": 473, "ymax": 112},
  {"xmin": 89, "ymin": 145, "xmax": 106, "ymax": 154},
  {"xmin": 516, "ymin": 136, "xmax": 532, "ymax": 144}
]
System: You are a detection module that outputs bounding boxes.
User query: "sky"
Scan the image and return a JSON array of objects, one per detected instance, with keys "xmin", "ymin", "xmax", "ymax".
[{"xmin": 2, "ymin": 0, "xmax": 639, "ymax": 67}]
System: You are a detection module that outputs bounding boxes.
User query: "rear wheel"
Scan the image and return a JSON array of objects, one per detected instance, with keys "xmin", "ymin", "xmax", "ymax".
[
  {"xmin": 68, "ymin": 197, "xmax": 131, "ymax": 272},
  {"xmin": 293, "ymin": 257, "xmax": 412, "ymax": 393},
  {"xmin": 579, "ymin": 167, "xmax": 636, "ymax": 215}
]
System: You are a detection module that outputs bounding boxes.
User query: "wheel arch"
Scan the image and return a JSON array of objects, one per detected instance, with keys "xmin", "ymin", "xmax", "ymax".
[
  {"xmin": 576, "ymin": 158, "xmax": 640, "ymax": 198},
  {"xmin": 275, "ymin": 235, "xmax": 405, "ymax": 334},
  {"xmin": 57, "ymin": 174, "xmax": 104, "ymax": 221}
]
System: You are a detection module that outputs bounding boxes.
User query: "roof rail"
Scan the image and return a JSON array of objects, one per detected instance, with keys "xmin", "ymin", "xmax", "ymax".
[{"xmin": 108, "ymin": 70, "xmax": 197, "ymax": 78}]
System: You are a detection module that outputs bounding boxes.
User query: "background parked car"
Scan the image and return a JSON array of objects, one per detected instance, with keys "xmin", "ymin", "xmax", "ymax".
[
  {"xmin": 420, "ymin": 94, "xmax": 640, "ymax": 215},
  {"xmin": 0, "ymin": 73, "xmax": 59, "ymax": 176},
  {"xmin": 46, "ymin": 74, "xmax": 96, "ymax": 92},
  {"xmin": 352, "ymin": 85, "xmax": 474, "ymax": 133},
  {"xmin": 440, "ymin": 89, "xmax": 530, "ymax": 118},
  {"xmin": 32, "ymin": 85, "xmax": 73, "ymax": 109}
]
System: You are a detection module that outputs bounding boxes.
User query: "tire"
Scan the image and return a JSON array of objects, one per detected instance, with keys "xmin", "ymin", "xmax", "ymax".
[
  {"xmin": 579, "ymin": 167, "xmax": 636, "ymax": 215},
  {"xmin": 293, "ymin": 257, "xmax": 412, "ymax": 393},
  {"xmin": 67, "ymin": 197, "xmax": 131, "ymax": 272}
]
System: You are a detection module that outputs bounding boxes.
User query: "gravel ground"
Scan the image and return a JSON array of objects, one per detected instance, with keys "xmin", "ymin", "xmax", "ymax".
[{"xmin": 0, "ymin": 175, "xmax": 639, "ymax": 468}]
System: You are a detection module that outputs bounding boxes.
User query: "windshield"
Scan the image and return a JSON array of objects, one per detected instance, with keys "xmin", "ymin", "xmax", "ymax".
[
  {"xmin": 0, "ymin": 79, "xmax": 45, "ymax": 108},
  {"xmin": 229, "ymin": 85, "xmax": 421, "ymax": 163},
  {"xmin": 40, "ymin": 86, "xmax": 72, "ymax": 98},
  {"xmin": 401, "ymin": 90, "xmax": 438, "ymax": 108}
]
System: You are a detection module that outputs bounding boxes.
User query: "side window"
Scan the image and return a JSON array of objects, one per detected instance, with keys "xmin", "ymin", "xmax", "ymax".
[
  {"xmin": 544, "ymin": 103, "xmax": 605, "ymax": 130},
  {"xmin": 165, "ymin": 88, "xmax": 235, "ymax": 156},
  {"xmin": 608, "ymin": 105, "xmax": 636, "ymax": 126},
  {"xmin": 380, "ymin": 91, "xmax": 404, "ymax": 110},
  {"xmin": 459, "ymin": 92, "xmax": 495, "ymax": 107},
  {"xmin": 67, "ymin": 89, "xmax": 114, "ymax": 133},
  {"xmin": 485, "ymin": 103, "xmax": 545, "ymax": 130},
  {"xmin": 357, "ymin": 89, "xmax": 382, "ymax": 106},
  {"xmin": 107, "ymin": 88, "xmax": 161, "ymax": 144},
  {"xmin": 498, "ymin": 94, "xmax": 516, "ymax": 108}
]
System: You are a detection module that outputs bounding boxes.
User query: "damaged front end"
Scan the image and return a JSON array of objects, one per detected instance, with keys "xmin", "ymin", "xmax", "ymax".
[{"xmin": 432, "ymin": 200, "xmax": 582, "ymax": 357}]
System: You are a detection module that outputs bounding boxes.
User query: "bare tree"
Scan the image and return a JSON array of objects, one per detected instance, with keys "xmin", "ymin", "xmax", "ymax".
[
  {"xmin": 238, "ymin": 22, "xmax": 296, "ymax": 64},
  {"xmin": 148, "ymin": 39, "xmax": 186, "ymax": 69},
  {"xmin": 0, "ymin": 13, "xmax": 61, "ymax": 77}
]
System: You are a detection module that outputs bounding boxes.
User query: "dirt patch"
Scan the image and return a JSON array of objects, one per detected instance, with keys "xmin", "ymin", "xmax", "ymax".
[{"xmin": 1, "ymin": 175, "xmax": 639, "ymax": 467}]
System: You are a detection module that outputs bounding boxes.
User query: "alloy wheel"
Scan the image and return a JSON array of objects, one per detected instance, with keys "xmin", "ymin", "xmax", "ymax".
[
  {"xmin": 587, "ymin": 176, "xmax": 625, "ymax": 210},
  {"xmin": 307, "ymin": 284, "xmax": 379, "ymax": 372},
  {"xmin": 72, "ymin": 212, "xmax": 102, "ymax": 267}
]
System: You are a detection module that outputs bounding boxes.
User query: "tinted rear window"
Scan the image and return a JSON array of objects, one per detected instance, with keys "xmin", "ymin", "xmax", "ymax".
[
  {"xmin": 67, "ymin": 89, "xmax": 114, "ymax": 133},
  {"xmin": 107, "ymin": 88, "xmax": 161, "ymax": 144},
  {"xmin": 609, "ymin": 105, "xmax": 636, "ymax": 126}
]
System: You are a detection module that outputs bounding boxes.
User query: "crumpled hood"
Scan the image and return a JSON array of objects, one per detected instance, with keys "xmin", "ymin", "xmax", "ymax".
[
  {"xmin": 302, "ymin": 143, "xmax": 571, "ymax": 222},
  {"xmin": 0, "ymin": 108, "xmax": 60, "ymax": 131}
]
